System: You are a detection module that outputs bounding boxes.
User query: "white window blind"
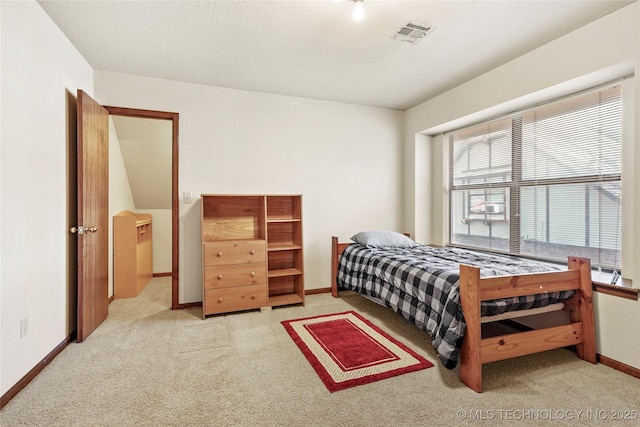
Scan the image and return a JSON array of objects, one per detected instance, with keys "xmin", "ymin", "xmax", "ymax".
[{"xmin": 449, "ymin": 84, "xmax": 622, "ymax": 268}]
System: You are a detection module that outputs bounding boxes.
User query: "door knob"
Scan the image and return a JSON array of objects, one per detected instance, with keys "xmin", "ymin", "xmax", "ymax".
[{"xmin": 70, "ymin": 226, "xmax": 98, "ymax": 234}]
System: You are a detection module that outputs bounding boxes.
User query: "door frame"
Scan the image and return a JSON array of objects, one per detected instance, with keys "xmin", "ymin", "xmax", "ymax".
[{"xmin": 104, "ymin": 106, "xmax": 184, "ymax": 309}]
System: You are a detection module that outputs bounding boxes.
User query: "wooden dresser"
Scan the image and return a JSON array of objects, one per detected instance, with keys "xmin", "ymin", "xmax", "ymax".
[
  {"xmin": 201, "ymin": 194, "xmax": 304, "ymax": 318},
  {"xmin": 113, "ymin": 210, "xmax": 153, "ymax": 299}
]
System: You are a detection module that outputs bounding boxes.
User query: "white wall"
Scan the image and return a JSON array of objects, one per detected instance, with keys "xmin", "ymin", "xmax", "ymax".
[
  {"xmin": 0, "ymin": 1, "xmax": 94, "ymax": 395},
  {"xmin": 143, "ymin": 208, "xmax": 172, "ymax": 274},
  {"xmin": 94, "ymin": 71, "xmax": 405, "ymax": 303},
  {"xmin": 404, "ymin": 3, "xmax": 640, "ymax": 369}
]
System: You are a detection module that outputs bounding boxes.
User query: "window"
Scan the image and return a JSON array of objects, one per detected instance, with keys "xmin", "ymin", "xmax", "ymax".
[{"xmin": 448, "ymin": 84, "xmax": 622, "ymax": 269}]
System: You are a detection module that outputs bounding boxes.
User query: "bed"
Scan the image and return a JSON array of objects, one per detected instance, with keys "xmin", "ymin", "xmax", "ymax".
[{"xmin": 331, "ymin": 232, "xmax": 596, "ymax": 393}]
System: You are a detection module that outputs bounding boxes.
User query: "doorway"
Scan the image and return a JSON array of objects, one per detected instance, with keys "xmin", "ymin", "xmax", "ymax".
[{"xmin": 104, "ymin": 106, "xmax": 181, "ymax": 309}]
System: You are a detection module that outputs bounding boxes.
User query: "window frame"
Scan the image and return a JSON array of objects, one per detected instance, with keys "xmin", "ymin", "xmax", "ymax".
[{"xmin": 446, "ymin": 82, "xmax": 623, "ymax": 270}]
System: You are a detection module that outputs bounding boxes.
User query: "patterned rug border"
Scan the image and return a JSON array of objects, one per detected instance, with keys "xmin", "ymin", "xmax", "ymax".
[{"xmin": 281, "ymin": 310, "xmax": 433, "ymax": 392}]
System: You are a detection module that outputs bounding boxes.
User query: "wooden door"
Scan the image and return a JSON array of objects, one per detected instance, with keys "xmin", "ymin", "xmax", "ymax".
[{"xmin": 75, "ymin": 90, "xmax": 109, "ymax": 342}]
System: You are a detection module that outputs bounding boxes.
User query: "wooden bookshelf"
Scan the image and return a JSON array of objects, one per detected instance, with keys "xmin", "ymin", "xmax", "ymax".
[
  {"xmin": 113, "ymin": 211, "xmax": 153, "ymax": 299},
  {"xmin": 200, "ymin": 194, "xmax": 304, "ymax": 317}
]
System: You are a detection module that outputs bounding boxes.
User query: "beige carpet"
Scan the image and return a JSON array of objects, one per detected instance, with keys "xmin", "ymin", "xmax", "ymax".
[{"xmin": 1, "ymin": 277, "xmax": 638, "ymax": 426}]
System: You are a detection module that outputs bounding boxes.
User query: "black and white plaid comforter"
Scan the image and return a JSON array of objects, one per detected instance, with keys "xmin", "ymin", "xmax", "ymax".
[{"xmin": 336, "ymin": 244, "xmax": 574, "ymax": 369}]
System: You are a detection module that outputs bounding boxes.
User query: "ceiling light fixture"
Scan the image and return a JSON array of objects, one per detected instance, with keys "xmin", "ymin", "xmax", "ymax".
[{"xmin": 352, "ymin": 0, "xmax": 364, "ymax": 21}]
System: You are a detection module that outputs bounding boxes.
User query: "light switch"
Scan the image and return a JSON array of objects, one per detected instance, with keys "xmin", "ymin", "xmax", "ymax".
[{"xmin": 183, "ymin": 192, "xmax": 193, "ymax": 204}]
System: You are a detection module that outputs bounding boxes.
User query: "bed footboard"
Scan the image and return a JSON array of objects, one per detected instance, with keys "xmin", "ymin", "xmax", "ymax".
[{"xmin": 459, "ymin": 257, "xmax": 595, "ymax": 393}]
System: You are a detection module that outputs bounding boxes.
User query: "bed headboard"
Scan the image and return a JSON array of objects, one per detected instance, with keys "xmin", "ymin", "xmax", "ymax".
[
  {"xmin": 331, "ymin": 236, "xmax": 353, "ymax": 297},
  {"xmin": 331, "ymin": 234, "xmax": 412, "ymax": 298}
]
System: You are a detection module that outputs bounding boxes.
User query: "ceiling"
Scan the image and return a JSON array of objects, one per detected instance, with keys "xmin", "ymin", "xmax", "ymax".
[{"xmin": 38, "ymin": 0, "xmax": 634, "ymax": 111}]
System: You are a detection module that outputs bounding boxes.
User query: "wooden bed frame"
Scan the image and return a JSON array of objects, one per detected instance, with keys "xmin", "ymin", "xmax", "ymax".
[{"xmin": 331, "ymin": 236, "xmax": 596, "ymax": 393}]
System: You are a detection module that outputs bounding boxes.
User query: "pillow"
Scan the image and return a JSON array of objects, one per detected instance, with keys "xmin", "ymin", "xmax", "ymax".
[{"xmin": 351, "ymin": 230, "xmax": 418, "ymax": 248}]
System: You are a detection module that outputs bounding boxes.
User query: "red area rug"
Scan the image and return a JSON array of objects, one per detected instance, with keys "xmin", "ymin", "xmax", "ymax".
[{"xmin": 282, "ymin": 311, "xmax": 433, "ymax": 392}]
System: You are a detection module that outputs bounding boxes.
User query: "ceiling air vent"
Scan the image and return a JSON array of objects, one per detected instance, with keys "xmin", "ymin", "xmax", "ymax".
[{"xmin": 391, "ymin": 21, "xmax": 434, "ymax": 45}]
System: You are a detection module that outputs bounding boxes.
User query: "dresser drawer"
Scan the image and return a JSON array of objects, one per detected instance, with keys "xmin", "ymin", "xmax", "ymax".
[
  {"xmin": 203, "ymin": 240, "xmax": 266, "ymax": 266},
  {"xmin": 204, "ymin": 285, "xmax": 267, "ymax": 315},
  {"xmin": 204, "ymin": 264, "xmax": 266, "ymax": 289}
]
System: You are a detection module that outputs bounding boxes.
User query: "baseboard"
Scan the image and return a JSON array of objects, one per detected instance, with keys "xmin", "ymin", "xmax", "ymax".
[
  {"xmin": 598, "ymin": 354, "xmax": 640, "ymax": 380},
  {"xmin": 0, "ymin": 333, "xmax": 75, "ymax": 409},
  {"xmin": 305, "ymin": 287, "xmax": 331, "ymax": 295},
  {"xmin": 153, "ymin": 272, "xmax": 172, "ymax": 278},
  {"xmin": 174, "ymin": 301, "xmax": 201, "ymax": 310}
]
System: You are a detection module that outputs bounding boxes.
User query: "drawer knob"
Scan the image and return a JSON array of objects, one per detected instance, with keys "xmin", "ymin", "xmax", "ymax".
[
  {"xmin": 217, "ymin": 297, "xmax": 223, "ymax": 303},
  {"xmin": 217, "ymin": 274, "xmax": 223, "ymax": 280},
  {"xmin": 250, "ymin": 272, "xmax": 256, "ymax": 277},
  {"xmin": 249, "ymin": 250, "xmax": 256, "ymax": 255},
  {"xmin": 217, "ymin": 252, "xmax": 223, "ymax": 257},
  {"xmin": 250, "ymin": 294, "xmax": 256, "ymax": 299}
]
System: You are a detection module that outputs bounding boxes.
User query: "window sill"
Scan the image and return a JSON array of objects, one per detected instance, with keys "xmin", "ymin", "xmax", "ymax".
[
  {"xmin": 444, "ymin": 244, "xmax": 637, "ymax": 300},
  {"xmin": 592, "ymin": 274, "xmax": 638, "ymax": 301}
]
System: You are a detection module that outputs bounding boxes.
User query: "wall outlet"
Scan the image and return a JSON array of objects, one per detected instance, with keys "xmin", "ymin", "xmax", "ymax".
[
  {"xmin": 183, "ymin": 192, "xmax": 193, "ymax": 204},
  {"xmin": 20, "ymin": 317, "xmax": 28, "ymax": 338}
]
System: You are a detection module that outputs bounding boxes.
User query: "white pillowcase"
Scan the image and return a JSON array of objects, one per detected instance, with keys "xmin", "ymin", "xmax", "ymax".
[{"xmin": 351, "ymin": 230, "xmax": 418, "ymax": 248}]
